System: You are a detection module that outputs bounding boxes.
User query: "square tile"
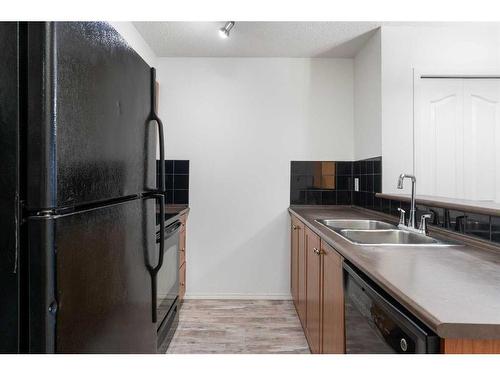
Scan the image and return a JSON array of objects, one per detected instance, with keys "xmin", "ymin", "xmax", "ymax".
[
  {"xmin": 165, "ymin": 190, "xmax": 173, "ymax": 204},
  {"xmin": 366, "ymin": 160, "xmax": 374, "ymax": 175},
  {"xmin": 465, "ymin": 213, "xmax": 491, "ymax": 241},
  {"xmin": 321, "ymin": 175, "xmax": 336, "ymax": 189},
  {"xmin": 322, "ymin": 190, "xmax": 337, "ymax": 205},
  {"xmin": 321, "ymin": 161, "xmax": 335, "ymax": 175},
  {"xmin": 374, "ymin": 175, "xmax": 382, "ymax": 193},
  {"xmin": 290, "ymin": 161, "xmax": 313, "ymax": 175},
  {"xmin": 491, "ymin": 216, "xmax": 500, "ymax": 244},
  {"xmin": 337, "ymin": 191, "xmax": 351, "ymax": 205},
  {"xmin": 353, "ymin": 161, "xmax": 361, "ymax": 175},
  {"xmin": 373, "ymin": 158, "xmax": 382, "ymax": 174},
  {"xmin": 173, "ymin": 189, "xmax": 189, "ymax": 204},
  {"xmin": 305, "ymin": 190, "xmax": 322, "ymax": 205},
  {"xmin": 336, "ymin": 175, "xmax": 351, "ymax": 191},
  {"xmin": 336, "ymin": 161, "xmax": 352, "ymax": 176},
  {"xmin": 290, "ymin": 190, "xmax": 306, "ymax": 205},
  {"xmin": 290, "ymin": 175, "xmax": 314, "ymax": 190},
  {"xmin": 360, "ymin": 175, "xmax": 367, "ymax": 192},
  {"xmin": 367, "ymin": 175, "xmax": 374, "ymax": 192},
  {"xmin": 353, "ymin": 192, "xmax": 360, "ymax": 206},
  {"xmin": 381, "ymin": 198, "xmax": 391, "ymax": 214},
  {"xmin": 173, "ymin": 174, "xmax": 189, "ymax": 190},
  {"xmin": 174, "ymin": 160, "xmax": 190, "ymax": 174},
  {"xmin": 446, "ymin": 210, "xmax": 467, "ymax": 233},
  {"xmin": 165, "ymin": 175, "xmax": 174, "ymax": 190}
]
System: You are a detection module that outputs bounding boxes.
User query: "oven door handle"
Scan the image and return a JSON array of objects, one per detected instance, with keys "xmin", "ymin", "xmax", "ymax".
[
  {"xmin": 144, "ymin": 193, "xmax": 165, "ymax": 323},
  {"xmin": 164, "ymin": 221, "xmax": 182, "ymax": 237}
]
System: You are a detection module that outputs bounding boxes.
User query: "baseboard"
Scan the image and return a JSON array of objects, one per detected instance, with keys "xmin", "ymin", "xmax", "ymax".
[{"xmin": 184, "ymin": 293, "xmax": 293, "ymax": 300}]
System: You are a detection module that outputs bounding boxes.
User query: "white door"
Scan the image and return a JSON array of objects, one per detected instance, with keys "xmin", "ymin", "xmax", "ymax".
[
  {"xmin": 415, "ymin": 78, "xmax": 500, "ymax": 202},
  {"xmin": 463, "ymin": 80, "xmax": 500, "ymax": 202},
  {"xmin": 415, "ymin": 79, "xmax": 464, "ymax": 198}
]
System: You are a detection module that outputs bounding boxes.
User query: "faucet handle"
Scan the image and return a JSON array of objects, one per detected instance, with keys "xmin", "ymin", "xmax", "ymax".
[
  {"xmin": 397, "ymin": 208, "xmax": 406, "ymax": 226},
  {"xmin": 419, "ymin": 213, "xmax": 432, "ymax": 234}
]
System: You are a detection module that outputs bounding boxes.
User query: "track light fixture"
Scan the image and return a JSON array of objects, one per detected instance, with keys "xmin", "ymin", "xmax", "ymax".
[{"xmin": 219, "ymin": 21, "xmax": 235, "ymax": 39}]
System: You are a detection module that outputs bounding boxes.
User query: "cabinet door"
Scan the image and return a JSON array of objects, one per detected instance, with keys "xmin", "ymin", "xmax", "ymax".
[
  {"xmin": 305, "ymin": 226, "xmax": 321, "ymax": 354},
  {"xmin": 179, "ymin": 262, "xmax": 186, "ymax": 301},
  {"xmin": 179, "ymin": 229, "xmax": 186, "ymax": 268},
  {"xmin": 321, "ymin": 241, "xmax": 345, "ymax": 354},
  {"xmin": 296, "ymin": 219, "xmax": 307, "ymax": 327},
  {"xmin": 291, "ymin": 217, "xmax": 300, "ymax": 305}
]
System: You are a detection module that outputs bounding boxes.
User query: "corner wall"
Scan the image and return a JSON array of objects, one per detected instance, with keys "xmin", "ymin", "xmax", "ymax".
[
  {"xmin": 353, "ymin": 29, "xmax": 382, "ymax": 161},
  {"xmin": 156, "ymin": 58, "xmax": 354, "ymax": 298}
]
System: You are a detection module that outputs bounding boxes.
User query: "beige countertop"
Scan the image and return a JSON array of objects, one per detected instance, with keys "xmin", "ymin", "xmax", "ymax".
[{"xmin": 289, "ymin": 205, "xmax": 500, "ymax": 340}]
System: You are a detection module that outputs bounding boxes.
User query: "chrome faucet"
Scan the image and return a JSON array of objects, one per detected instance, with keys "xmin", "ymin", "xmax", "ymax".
[{"xmin": 397, "ymin": 173, "xmax": 417, "ymax": 230}]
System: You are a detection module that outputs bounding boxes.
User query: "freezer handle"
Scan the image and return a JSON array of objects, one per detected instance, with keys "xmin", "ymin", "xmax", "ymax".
[
  {"xmin": 145, "ymin": 193, "xmax": 165, "ymax": 323},
  {"xmin": 149, "ymin": 67, "xmax": 165, "ymax": 195}
]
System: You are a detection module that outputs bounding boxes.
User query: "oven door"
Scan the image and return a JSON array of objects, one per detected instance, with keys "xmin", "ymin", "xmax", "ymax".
[{"xmin": 156, "ymin": 221, "xmax": 181, "ymax": 329}]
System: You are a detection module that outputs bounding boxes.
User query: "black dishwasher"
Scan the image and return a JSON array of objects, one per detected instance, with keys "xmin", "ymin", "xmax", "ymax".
[{"xmin": 343, "ymin": 262, "xmax": 440, "ymax": 354}]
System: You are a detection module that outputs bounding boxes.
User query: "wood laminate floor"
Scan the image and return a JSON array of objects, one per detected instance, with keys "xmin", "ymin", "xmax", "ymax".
[{"xmin": 166, "ymin": 299, "xmax": 310, "ymax": 354}]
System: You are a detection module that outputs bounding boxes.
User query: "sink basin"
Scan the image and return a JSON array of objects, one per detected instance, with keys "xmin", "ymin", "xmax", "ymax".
[
  {"xmin": 339, "ymin": 229, "xmax": 454, "ymax": 246},
  {"xmin": 316, "ymin": 219, "xmax": 396, "ymax": 231}
]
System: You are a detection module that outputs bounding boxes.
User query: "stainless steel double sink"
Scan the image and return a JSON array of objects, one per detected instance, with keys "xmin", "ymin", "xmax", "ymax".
[{"xmin": 316, "ymin": 219, "xmax": 456, "ymax": 247}]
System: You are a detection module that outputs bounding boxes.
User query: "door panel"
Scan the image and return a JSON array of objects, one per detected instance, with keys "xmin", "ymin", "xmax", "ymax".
[
  {"xmin": 26, "ymin": 22, "xmax": 156, "ymax": 211},
  {"xmin": 463, "ymin": 80, "xmax": 500, "ymax": 202},
  {"xmin": 290, "ymin": 217, "xmax": 299, "ymax": 305},
  {"xmin": 415, "ymin": 79, "xmax": 463, "ymax": 198},
  {"xmin": 321, "ymin": 241, "xmax": 344, "ymax": 354},
  {"xmin": 297, "ymin": 219, "xmax": 307, "ymax": 326},
  {"xmin": 415, "ymin": 78, "xmax": 500, "ymax": 202},
  {"xmin": 28, "ymin": 198, "xmax": 156, "ymax": 353},
  {"xmin": 0, "ymin": 22, "xmax": 21, "ymax": 353},
  {"xmin": 305, "ymin": 226, "xmax": 321, "ymax": 353}
]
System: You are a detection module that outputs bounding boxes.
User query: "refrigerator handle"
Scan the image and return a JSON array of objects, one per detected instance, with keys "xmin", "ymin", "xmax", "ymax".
[
  {"xmin": 144, "ymin": 193, "xmax": 165, "ymax": 323},
  {"xmin": 149, "ymin": 67, "xmax": 166, "ymax": 195}
]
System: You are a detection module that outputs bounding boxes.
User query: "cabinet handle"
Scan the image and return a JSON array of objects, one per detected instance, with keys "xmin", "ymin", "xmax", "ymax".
[
  {"xmin": 292, "ymin": 224, "xmax": 300, "ymax": 230},
  {"xmin": 180, "ymin": 282, "xmax": 185, "ymax": 287},
  {"xmin": 313, "ymin": 247, "xmax": 320, "ymax": 255},
  {"xmin": 180, "ymin": 248, "xmax": 185, "ymax": 252}
]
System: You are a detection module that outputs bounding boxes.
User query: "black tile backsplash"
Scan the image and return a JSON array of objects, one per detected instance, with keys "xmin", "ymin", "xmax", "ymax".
[
  {"xmin": 295, "ymin": 156, "xmax": 500, "ymax": 247},
  {"xmin": 157, "ymin": 160, "xmax": 190, "ymax": 205},
  {"xmin": 290, "ymin": 161, "xmax": 353, "ymax": 206}
]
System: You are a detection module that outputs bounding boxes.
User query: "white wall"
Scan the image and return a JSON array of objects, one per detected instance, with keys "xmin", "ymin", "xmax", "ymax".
[
  {"xmin": 353, "ymin": 29, "xmax": 382, "ymax": 161},
  {"xmin": 109, "ymin": 22, "xmax": 157, "ymax": 67},
  {"xmin": 156, "ymin": 58, "xmax": 353, "ymax": 298},
  {"xmin": 381, "ymin": 25, "xmax": 500, "ymax": 194}
]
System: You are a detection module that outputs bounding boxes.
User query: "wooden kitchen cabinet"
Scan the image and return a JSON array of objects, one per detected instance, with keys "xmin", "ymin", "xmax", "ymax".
[
  {"xmin": 179, "ymin": 213, "xmax": 187, "ymax": 303},
  {"xmin": 179, "ymin": 262, "xmax": 186, "ymax": 301},
  {"xmin": 291, "ymin": 216, "xmax": 307, "ymax": 326},
  {"xmin": 290, "ymin": 213, "xmax": 345, "ymax": 354},
  {"xmin": 305, "ymin": 226, "xmax": 322, "ymax": 354},
  {"xmin": 321, "ymin": 240, "xmax": 345, "ymax": 354}
]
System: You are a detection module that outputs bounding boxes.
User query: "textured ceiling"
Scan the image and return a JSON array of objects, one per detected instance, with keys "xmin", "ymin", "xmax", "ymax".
[{"xmin": 133, "ymin": 22, "xmax": 383, "ymax": 58}]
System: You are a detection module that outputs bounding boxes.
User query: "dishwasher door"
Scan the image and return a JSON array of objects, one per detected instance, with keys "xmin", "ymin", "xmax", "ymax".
[{"xmin": 343, "ymin": 262, "xmax": 440, "ymax": 354}]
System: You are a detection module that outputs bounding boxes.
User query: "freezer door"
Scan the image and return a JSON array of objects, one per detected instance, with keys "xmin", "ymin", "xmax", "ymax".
[
  {"xmin": 26, "ymin": 22, "xmax": 156, "ymax": 211},
  {"xmin": 28, "ymin": 198, "xmax": 156, "ymax": 353},
  {"xmin": 0, "ymin": 22, "xmax": 22, "ymax": 354}
]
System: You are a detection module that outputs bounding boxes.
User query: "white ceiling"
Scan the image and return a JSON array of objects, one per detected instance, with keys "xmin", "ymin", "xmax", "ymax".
[
  {"xmin": 133, "ymin": 22, "xmax": 382, "ymax": 58},
  {"xmin": 133, "ymin": 22, "xmax": 500, "ymax": 58}
]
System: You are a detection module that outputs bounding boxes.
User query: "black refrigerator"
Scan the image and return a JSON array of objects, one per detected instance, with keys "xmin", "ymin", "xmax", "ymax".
[{"xmin": 0, "ymin": 22, "xmax": 167, "ymax": 353}]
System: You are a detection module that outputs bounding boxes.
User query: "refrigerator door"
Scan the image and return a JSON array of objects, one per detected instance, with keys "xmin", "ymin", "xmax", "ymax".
[
  {"xmin": 26, "ymin": 22, "xmax": 156, "ymax": 211},
  {"xmin": 0, "ymin": 22, "xmax": 22, "ymax": 353},
  {"xmin": 28, "ymin": 198, "xmax": 156, "ymax": 353}
]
